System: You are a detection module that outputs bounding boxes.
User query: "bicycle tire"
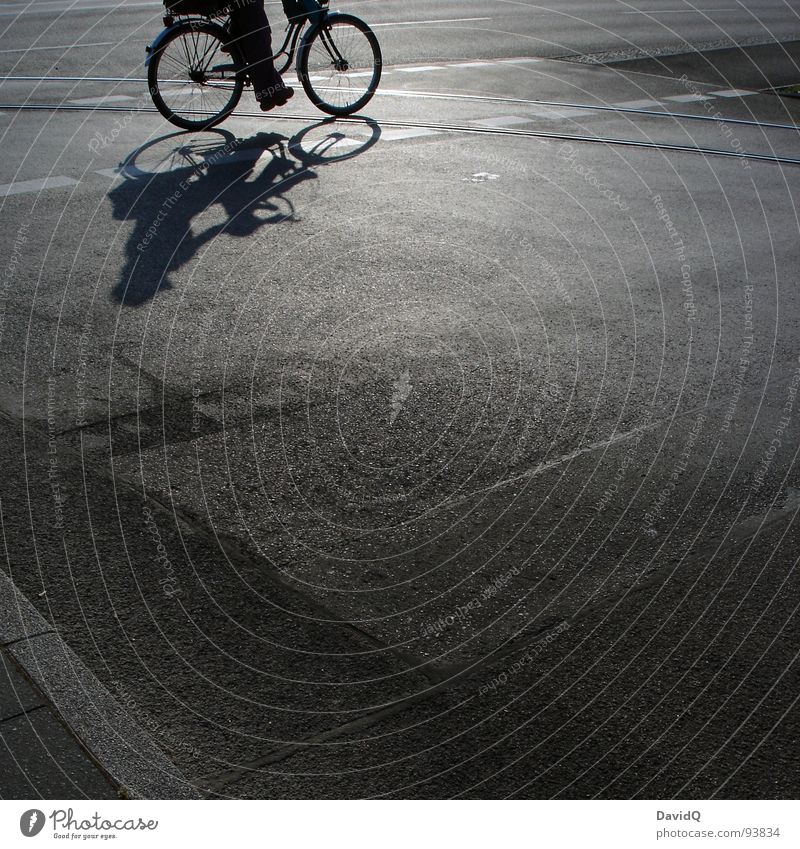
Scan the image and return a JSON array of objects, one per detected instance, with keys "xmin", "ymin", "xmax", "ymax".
[
  {"xmin": 297, "ymin": 13, "xmax": 382, "ymax": 116},
  {"xmin": 148, "ymin": 21, "xmax": 244, "ymax": 131}
]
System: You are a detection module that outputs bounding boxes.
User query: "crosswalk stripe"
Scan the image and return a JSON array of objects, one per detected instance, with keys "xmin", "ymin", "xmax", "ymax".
[
  {"xmin": 613, "ymin": 99, "xmax": 664, "ymax": 109},
  {"xmin": 664, "ymin": 93, "xmax": 712, "ymax": 103},
  {"xmin": 0, "ymin": 176, "xmax": 79, "ymax": 196},
  {"xmin": 69, "ymin": 94, "xmax": 136, "ymax": 105},
  {"xmin": 397, "ymin": 65, "xmax": 446, "ymax": 73},
  {"xmin": 378, "ymin": 127, "xmax": 440, "ymax": 140},
  {"xmin": 713, "ymin": 88, "xmax": 759, "ymax": 97},
  {"xmin": 470, "ymin": 115, "xmax": 533, "ymax": 128}
]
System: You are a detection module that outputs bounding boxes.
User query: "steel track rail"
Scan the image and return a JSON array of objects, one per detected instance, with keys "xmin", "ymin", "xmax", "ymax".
[
  {"xmin": 1, "ymin": 101, "xmax": 798, "ymax": 166},
  {"xmin": 0, "ymin": 74, "xmax": 797, "ymax": 131}
]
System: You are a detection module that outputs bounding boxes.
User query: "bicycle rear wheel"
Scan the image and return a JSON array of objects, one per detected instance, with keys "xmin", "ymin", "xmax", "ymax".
[
  {"xmin": 297, "ymin": 13, "xmax": 381, "ymax": 116},
  {"xmin": 148, "ymin": 21, "xmax": 244, "ymax": 131}
]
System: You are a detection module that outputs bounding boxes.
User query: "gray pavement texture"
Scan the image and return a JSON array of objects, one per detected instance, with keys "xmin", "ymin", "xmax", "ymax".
[
  {"xmin": 1, "ymin": 0, "xmax": 800, "ymax": 799},
  {"xmin": 602, "ymin": 40, "xmax": 800, "ymax": 90}
]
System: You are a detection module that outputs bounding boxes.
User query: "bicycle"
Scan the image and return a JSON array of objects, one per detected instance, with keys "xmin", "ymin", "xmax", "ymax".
[{"xmin": 145, "ymin": 0, "xmax": 382, "ymax": 131}]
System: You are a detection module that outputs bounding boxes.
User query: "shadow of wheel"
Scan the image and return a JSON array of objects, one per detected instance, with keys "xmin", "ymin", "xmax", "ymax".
[{"xmin": 287, "ymin": 117, "xmax": 382, "ymax": 165}]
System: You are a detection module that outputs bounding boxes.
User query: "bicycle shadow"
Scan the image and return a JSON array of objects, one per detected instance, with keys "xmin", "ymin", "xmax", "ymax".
[{"xmin": 107, "ymin": 118, "xmax": 380, "ymax": 306}]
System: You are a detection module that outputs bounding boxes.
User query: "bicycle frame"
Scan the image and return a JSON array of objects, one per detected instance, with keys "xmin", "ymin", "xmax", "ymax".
[{"xmin": 145, "ymin": 10, "xmax": 325, "ymax": 80}]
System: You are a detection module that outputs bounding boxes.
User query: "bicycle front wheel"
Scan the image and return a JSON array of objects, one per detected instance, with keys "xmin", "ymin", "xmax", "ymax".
[
  {"xmin": 298, "ymin": 13, "xmax": 382, "ymax": 116},
  {"xmin": 148, "ymin": 21, "xmax": 244, "ymax": 131}
]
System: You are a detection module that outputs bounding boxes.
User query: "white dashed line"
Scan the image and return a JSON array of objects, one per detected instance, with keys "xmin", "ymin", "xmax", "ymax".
[
  {"xmin": 69, "ymin": 94, "xmax": 136, "ymax": 105},
  {"xmin": 664, "ymin": 93, "xmax": 713, "ymax": 103},
  {"xmin": 622, "ymin": 7, "xmax": 739, "ymax": 11},
  {"xmin": 397, "ymin": 65, "xmax": 446, "ymax": 73},
  {"xmin": 449, "ymin": 61, "xmax": 493, "ymax": 68},
  {"xmin": 302, "ymin": 136, "xmax": 364, "ymax": 149},
  {"xmin": 470, "ymin": 115, "xmax": 534, "ymax": 128},
  {"xmin": 713, "ymin": 88, "xmax": 759, "ymax": 97},
  {"xmin": 0, "ymin": 176, "xmax": 79, "ymax": 196},
  {"xmin": 95, "ymin": 167, "xmax": 126, "ymax": 180},
  {"xmin": 378, "ymin": 127, "xmax": 440, "ymax": 141},
  {"xmin": 497, "ymin": 58, "xmax": 542, "ymax": 64},
  {"xmin": 613, "ymin": 99, "xmax": 664, "ymax": 109},
  {"xmin": 0, "ymin": 41, "xmax": 114, "ymax": 53},
  {"xmin": 371, "ymin": 17, "xmax": 492, "ymax": 27},
  {"xmin": 96, "ymin": 148, "xmax": 276, "ymax": 181}
]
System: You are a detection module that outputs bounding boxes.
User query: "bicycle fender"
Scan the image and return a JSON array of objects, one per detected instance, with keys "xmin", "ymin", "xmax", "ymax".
[{"xmin": 144, "ymin": 19, "xmax": 204, "ymax": 67}]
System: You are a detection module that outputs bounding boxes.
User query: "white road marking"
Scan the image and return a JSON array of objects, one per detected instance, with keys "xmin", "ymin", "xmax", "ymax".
[
  {"xmin": 498, "ymin": 58, "xmax": 543, "ymax": 64},
  {"xmin": 96, "ymin": 148, "xmax": 275, "ymax": 181},
  {"xmin": 449, "ymin": 61, "xmax": 493, "ymax": 68},
  {"xmin": 299, "ymin": 135, "xmax": 364, "ymax": 149},
  {"xmin": 95, "ymin": 168, "xmax": 126, "ymax": 180},
  {"xmin": 216, "ymin": 148, "xmax": 276, "ymax": 165},
  {"xmin": 622, "ymin": 7, "xmax": 738, "ymax": 12},
  {"xmin": 458, "ymin": 418, "xmax": 671, "ymax": 503},
  {"xmin": 664, "ymin": 93, "xmax": 713, "ymax": 103},
  {"xmin": 470, "ymin": 115, "xmax": 534, "ymax": 128},
  {"xmin": 714, "ymin": 88, "xmax": 759, "ymax": 97},
  {"xmin": 0, "ymin": 176, "xmax": 79, "ymax": 197},
  {"xmin": 613, "ymin": 98, "xmax": 664, "ymax": 109},
  {"xmin": 378, "ymin": 127, "xmax": 440, "ymax": 141},
  {"xmin": 464, "ymin": 172, "xmax": 500, "ymax": 182},
  {"xmin": 0, "ymin": 41, "xmax": 114, "ymax": 54},
  {"xmin": 371, "ymin": 17, "xmax": 492, "ymax": 27},
  {"xmin": 69, "ymin": 94, "xmax": 136, "ymax": 105},
  {"xmin": 397, "ymin": 65, "xmax": 446, "ymax": 73}
]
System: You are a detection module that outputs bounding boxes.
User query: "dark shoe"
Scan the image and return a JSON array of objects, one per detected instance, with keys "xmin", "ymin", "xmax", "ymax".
[{"xmin": 259, "ymin": 86, "xmax": 294, "ymax": 111}]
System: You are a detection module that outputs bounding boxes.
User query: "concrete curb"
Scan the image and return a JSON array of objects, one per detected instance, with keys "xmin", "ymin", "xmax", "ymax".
[{"xmin": 0, "ymin": 567, "xmax": 199, "ymax": 799}]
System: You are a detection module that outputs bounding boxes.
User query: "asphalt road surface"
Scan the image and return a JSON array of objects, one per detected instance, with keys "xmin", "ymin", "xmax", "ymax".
[{"xmin": 1, "ymin": 0, "xmax": 799, "ymax": 799}]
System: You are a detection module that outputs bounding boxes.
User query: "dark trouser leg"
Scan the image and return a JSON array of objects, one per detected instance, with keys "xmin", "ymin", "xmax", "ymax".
[{"xmin": 228, "ymin": 0, "xmax": 284, "ymax": 101}]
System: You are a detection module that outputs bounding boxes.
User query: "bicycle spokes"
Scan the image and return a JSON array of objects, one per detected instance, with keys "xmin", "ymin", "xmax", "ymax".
[
  {"xmin": 149, "ymin": 22, "xmax": 244, "ymax": 131},
  {"xmin": 299, "ymin": 15, "xmax": 382, "ymax": 115}
]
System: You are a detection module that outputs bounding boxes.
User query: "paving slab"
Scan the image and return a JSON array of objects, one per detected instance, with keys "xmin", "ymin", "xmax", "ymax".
[
  {"xmin": 0, "ymin": 651, "xmax": 44, "ymax": 721},
  {"xmin": 0, "ymin": 709, "xmax": 117, "ymax": 799}
]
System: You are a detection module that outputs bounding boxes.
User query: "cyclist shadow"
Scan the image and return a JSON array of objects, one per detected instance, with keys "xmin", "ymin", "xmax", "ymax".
[{"xmin": 107, "ymin": 119, "xmax": 380, "ymax": 306}]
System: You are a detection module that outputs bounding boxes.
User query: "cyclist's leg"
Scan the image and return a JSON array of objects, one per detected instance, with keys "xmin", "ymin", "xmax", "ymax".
[{"xmin": 228, "ymin": 0, "xmax": 290, "ymax": 104}]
